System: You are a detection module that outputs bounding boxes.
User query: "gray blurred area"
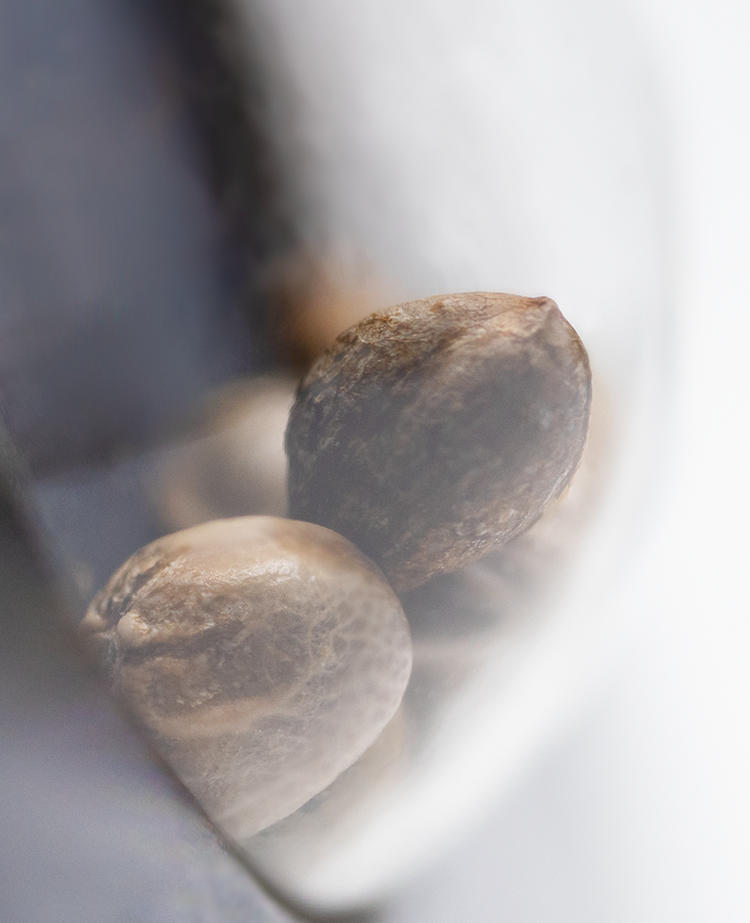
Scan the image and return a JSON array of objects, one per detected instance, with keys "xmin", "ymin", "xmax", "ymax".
[
  {"xmin": 0, "ymin": 0, "xmax": 307, "ymax": 919},
  {"xmin": 0, "ymin": 0, "xmax": 286, "ymax": 477}
]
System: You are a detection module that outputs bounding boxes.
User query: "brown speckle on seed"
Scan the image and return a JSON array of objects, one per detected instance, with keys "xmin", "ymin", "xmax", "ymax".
[{"xmin": 285, "ymin": 292, "xmax": 592, "ymax": 593}]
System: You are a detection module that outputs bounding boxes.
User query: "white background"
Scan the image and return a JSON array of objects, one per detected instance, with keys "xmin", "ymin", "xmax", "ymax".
[
  {"xmin": 383, "ymin": 1, "xmax": 750, "ymax": 919},
  {"xmin": 238, "ymin": 0, "xmax": 750, "ymax": 918}
]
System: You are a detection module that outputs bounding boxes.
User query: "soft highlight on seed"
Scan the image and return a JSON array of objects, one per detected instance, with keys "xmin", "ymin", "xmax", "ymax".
[{"xmin": 81, "ymin": 516, "xmax": 412, "ymax": 839}]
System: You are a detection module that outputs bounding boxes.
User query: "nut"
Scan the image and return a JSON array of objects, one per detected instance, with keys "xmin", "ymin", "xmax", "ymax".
[
  {"xmin": 80, "ymin": 516, "xmax": 412, "ymax": 839},
  {"xmin": 286, "ymin": 292, "xmax": 592, "ymax": 593},
  {"xmin": 153, "ymin": 375, "xmax": 296, "ymax": 529}
]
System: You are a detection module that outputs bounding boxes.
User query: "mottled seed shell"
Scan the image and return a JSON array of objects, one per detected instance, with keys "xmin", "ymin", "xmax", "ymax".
[
  {"xmin": 286, "ymin": 292, "xmax": 592, "ymax": 593},
  {"xmin": 80, "ymin": 516, "xmax": 412, "ymax": 839}
]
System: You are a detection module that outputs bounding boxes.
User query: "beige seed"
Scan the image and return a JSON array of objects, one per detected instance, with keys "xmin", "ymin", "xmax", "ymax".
[
  {"xmin": 80, "ymin": 516, "xmax": 412, "ymax": 839},
  {"xmin": 286, "ymin": 292, "xmax": 592, "ymax": 593}
]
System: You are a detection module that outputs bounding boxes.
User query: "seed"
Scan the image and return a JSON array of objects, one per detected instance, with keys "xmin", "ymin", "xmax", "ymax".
[
  {"xmin": 286, "ymin": 292, "xmax": 592, "ymax": 593},
  {"xmin": 80, "ymin": 516, "xmax": 412, "ymax": 839}
]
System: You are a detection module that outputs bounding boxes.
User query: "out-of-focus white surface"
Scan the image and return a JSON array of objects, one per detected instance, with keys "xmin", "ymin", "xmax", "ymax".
[
  {"xmin": 235, "ymin": 0, "xmax": 749, "ymax": 917},
  {"xmin": 383, "ymin": 0, "xmax": 750, "ymax": 919}
]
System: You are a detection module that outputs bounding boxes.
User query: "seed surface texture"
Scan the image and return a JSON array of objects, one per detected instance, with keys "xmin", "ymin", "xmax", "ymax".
[
  {"xmin": 286, "ymin": 292, "xmax": 592, "ymax": 592},
  {"xmin": 81, "ymin": 516, "xmax": 412, "ymax": 839}
]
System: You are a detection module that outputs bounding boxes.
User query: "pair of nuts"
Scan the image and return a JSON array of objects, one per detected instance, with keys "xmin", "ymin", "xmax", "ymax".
[{"xmin": 82, "ymin": 291, "xmax": 591, "ymax": 838}]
